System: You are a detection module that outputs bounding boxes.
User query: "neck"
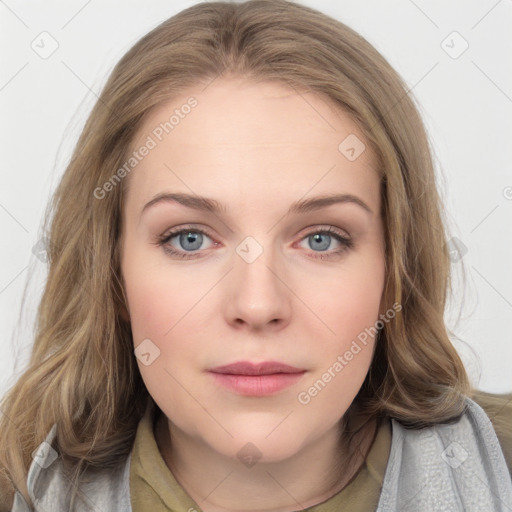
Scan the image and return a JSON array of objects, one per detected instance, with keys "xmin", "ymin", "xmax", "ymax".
[{"xmin": 154, "ymin": 407, "xmax": 378, "ymax": 512}]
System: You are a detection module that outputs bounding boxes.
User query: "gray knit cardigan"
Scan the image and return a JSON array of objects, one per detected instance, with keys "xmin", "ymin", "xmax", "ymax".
[{"xmin": 11, "ymin": 397, "xmax": 512, "ymax": 511}]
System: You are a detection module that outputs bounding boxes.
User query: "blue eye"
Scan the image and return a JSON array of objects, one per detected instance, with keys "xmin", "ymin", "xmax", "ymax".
[
  {"xmin": 175, "ymin": 231, "xmax": 206, "ymax": 251},
  {"xmin": 156, "ymin": 225, "xmax": 353, "ymax": 260},
  {"xmin": 159, "ymin": 228, "xmax": 214, "ymax": 258},
  {"xmin": 307, "ymin": 232, "xmax": 336, "ymax": 251},
  {"xmin": 298, "ymin": 228, "xmax": 353, "ymax": 260}
]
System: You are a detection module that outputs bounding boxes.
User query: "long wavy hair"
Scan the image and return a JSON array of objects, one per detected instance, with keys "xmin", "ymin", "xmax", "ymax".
[{"xmin": 0, "ymin": 0, "xmax": 473, "ymax": 509}]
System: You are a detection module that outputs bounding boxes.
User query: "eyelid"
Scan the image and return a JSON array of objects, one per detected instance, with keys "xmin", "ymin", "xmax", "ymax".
[
  {"xmin": 159, "ymin": 224, "xmax": 216, "ymax": 244},
  {"xmin": 157, "ymin": 224, "xmax": 353, "ymax": 259},
  {"xmin": 297, "ymin": 224, "xmax": 350, "ymax": 240},
  {"xmin": 159, "ymin": 224, "xmax": 350, "ymax": 242}
]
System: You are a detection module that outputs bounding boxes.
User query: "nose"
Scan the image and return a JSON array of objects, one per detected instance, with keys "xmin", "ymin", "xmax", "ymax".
[{"xmin": 223, "ymin": 239, "xmax": 292, "ymax": 332}]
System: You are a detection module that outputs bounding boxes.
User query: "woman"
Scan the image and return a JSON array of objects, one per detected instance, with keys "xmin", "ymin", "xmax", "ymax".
[{"xmin": 1, "ymin": 1, "xmax": 511, "ymax": 510}]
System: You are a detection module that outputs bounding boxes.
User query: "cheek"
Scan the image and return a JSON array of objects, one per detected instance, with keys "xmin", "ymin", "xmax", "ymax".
[
  {"xmin": 294, "ymin": 268, "xmax": 383, "ymax": 416},
  {"xmin": 122, "ymin": 253, "xmax": 203, "ymax": 403},
  {"xmin": 122, "ymin": 247, "xmax": 206, "ymax": 342},
  {"xmin": 124, "ymin": 275, "xmax": 171, "ymax": 343},
  {"xmin": 296, "ymin": 255, "xmax": 384, "ymax": 352}
]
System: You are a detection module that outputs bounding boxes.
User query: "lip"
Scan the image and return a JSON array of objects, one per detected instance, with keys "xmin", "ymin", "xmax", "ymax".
[
  {"xmin": 208, "ymin": 361, "xmax": 306, "ymax": 397},
  {"xmin": 209, "ymin": 361, "xmax": 305, "ymax": 376}
]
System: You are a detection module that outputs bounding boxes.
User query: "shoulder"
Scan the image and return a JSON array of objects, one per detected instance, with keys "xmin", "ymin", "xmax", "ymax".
[
  {"xmin": 470, "ymin": 389, "xmax": 512, "ymax": 475},
  {"xmin": 377, "ymin": 393, "xmax": 512, "ymax": 511},
  {"xmin": 11, "ymin": 425, "xmax": 132, "ymax": 511}
]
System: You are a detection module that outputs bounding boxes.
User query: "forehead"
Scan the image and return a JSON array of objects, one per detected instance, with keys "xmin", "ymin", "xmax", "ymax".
[{"xmin": 122, "ymin": 77, "xmax": 381, "ymax": 219}]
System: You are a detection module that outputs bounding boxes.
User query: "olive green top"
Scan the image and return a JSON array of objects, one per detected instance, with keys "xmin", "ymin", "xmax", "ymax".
[{"xmin": 130, "ymin": 390, "xmax": 512, "ymax": 511}]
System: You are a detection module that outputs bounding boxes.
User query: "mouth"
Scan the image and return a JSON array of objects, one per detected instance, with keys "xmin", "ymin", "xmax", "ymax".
[
  {"xmin": 209, "ymin": 361, "xmax": 305, "ymax": 376},
  {"xmin": 208, "ymin": 361, "xmax": 306, "ymax": 396}
]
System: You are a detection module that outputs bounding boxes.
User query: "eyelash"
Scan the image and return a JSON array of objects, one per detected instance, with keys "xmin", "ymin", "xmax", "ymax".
[{"xmin": 155, "ymin": 225, "xmax": 353, "ymax": 260}]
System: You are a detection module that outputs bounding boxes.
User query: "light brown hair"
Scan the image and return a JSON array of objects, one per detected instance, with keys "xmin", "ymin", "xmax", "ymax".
[{"xmin": 0, "ymin": 1, "xmax": 473, "ymax": 509}]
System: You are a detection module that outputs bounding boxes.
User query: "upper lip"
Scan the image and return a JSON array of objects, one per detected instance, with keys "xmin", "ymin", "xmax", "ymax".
[{"xmin": 209, "ymin": 361, "xmax": 305, "ymax": 376}]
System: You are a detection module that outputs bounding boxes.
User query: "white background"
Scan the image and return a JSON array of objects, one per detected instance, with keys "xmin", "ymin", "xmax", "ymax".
[{"xmin": 1, "ymin": 0, "xmax": 511, "ymax": 400}]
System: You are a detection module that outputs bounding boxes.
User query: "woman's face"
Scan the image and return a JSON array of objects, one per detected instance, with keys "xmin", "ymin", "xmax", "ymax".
[{"xmin": 120, "ymin": 76, "xmax": 385, "ymax": 463}]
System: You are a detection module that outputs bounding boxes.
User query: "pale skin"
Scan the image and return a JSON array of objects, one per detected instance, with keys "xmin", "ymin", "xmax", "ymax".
[{"xmin": 120, "ymin": 76, "xmax": 386, "ymax": 512}]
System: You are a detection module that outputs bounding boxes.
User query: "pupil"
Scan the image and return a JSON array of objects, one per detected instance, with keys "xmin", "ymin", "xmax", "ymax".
[{"xmin": 311, "ymin": 233, "xmax": 330, "ymax": 251}]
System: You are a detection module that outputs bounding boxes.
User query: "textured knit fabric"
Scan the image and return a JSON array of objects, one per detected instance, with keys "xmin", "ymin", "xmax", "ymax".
[
  {"xmin": 376, "ymin": 398, "xmax": 512, "ymax": 511},
  {"xmin": 10, "ymin": 393, "xmax": 512, "ymax": 511}
]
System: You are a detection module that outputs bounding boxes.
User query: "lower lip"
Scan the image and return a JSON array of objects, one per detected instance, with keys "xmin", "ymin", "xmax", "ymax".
[{"xmin": 209, "ymin": 372, "xmax": 306, "ymax": 396}]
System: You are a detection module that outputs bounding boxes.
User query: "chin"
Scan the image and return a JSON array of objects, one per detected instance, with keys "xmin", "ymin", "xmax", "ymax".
[{"xmin": 208, "ymin": 423, "xmax": 309, "ymax": 464}]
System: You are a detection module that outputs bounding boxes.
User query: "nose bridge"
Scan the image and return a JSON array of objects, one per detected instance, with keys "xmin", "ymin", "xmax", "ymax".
[
  {"xmin": 234, "ymin": 234, "xmax": 280, "ymax": 293},
  {"xmin": 226, "ymin": 234, "xmax": 291, "ymax": 327}
]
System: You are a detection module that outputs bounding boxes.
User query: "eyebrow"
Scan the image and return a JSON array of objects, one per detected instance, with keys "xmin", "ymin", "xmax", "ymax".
[{"xmin": 141, "ymin": 192, "xmax": 374, "ymax": 218}]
